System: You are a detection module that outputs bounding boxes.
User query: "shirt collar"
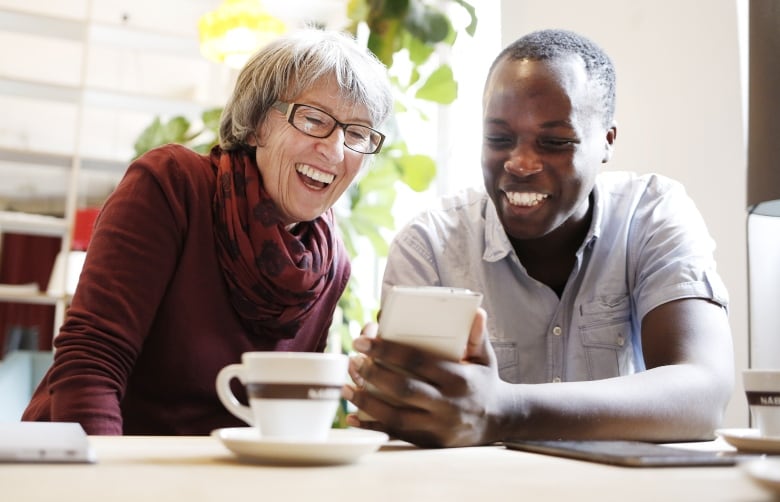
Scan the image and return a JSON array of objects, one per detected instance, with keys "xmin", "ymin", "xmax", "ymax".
[
  {"xmin": 483, "ymin": 198, "xmax": 515, "ymax": 263},
  {"xmin": 585, "ymin": 181, "xmax": 603, "ymax": 245}
]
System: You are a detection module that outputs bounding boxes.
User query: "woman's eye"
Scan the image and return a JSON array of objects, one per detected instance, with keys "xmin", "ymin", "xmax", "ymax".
[
  {"xmin": 347, "ymin": 130, "xmax": 369, "ymax": 142},
  {"xmin": 304, "ymin": 115, "xmax": 327, "ymax": 127}
]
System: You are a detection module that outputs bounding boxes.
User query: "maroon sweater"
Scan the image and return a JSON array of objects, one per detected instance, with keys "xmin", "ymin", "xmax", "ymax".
[{"xmin": 23, "ymin": 145, "xmax": 349, "ymax": 435}]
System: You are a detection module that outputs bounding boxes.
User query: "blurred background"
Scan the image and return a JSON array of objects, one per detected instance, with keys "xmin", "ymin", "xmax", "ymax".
[{"xmin": 0, "ymin": 0, "xmax": 753, "ymax": 430}]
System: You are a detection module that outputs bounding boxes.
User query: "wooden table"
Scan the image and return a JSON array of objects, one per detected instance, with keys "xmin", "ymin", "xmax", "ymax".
[{"xmin": 0, "ymin": 435, "xmax": 772, "ymax": 501}]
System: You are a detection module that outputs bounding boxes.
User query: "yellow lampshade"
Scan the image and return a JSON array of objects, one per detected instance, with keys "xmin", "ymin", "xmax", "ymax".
[{"xmin": 198, "ymin": 0, "xmax": 286, "ymax": 69}]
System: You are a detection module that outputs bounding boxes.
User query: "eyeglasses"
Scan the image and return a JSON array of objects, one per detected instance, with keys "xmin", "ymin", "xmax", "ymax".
[{"xmin": 272, "ymin": 101, "xmax": 386, "ymax": 155}]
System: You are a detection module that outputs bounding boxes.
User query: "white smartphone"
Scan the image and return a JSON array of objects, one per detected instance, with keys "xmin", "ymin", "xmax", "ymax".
[
  {"xmin": 378, "ymin": 285, "xmax": 484, "ymax": 361},
  {"xmin": 356, "ymin": 286, "xmax": 483, "ymax": 422}
]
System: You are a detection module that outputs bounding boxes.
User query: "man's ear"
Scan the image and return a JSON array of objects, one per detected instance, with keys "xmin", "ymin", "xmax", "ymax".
[{"xmin": 602, "ymin": 122, "xmax": 617, "ymax": 163}]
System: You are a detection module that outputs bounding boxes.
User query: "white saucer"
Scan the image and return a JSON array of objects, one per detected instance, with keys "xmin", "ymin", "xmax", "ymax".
[
  {"xmin": 741, "ymin": 458, "xmax": 780, "ymax": 496},
  {"xmin": 715, "ymin": 428, "xmax": 780, "ymax": 454},
  {"xmin": 211, "ymin": 427, "xmax": 388, "ymax": 465}
]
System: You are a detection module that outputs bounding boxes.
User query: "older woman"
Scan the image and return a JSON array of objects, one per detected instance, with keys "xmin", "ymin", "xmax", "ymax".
[{"xmin": 23, "ymin": 29, "xmax": 393, "ymax": 435}]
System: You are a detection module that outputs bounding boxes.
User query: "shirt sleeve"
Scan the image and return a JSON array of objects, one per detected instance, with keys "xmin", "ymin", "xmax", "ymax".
[{"xmin": 629, "ymin": 175, "xmax": 729, "ymax": 320}]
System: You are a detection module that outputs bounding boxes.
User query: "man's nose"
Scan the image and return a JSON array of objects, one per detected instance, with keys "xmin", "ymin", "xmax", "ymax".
[{"xmin": 503, "ymin": 145, "xmax": 543, "ymax": 175}]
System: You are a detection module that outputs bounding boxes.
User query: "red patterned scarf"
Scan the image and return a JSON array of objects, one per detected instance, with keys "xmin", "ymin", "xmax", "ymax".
[{"xmin": 211, "ymin": 146, "xmax": 347, "ymax": 339}]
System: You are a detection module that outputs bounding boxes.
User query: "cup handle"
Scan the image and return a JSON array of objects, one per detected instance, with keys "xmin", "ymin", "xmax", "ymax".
[{"xmin": 216, "ymin": 364, "xmax": 254, "ymax": 426}]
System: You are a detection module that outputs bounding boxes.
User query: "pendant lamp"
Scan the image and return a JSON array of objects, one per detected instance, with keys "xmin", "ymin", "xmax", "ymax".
[{"xmin": 198, "ymin": 0, "xmax": 286, "ymax": 69}]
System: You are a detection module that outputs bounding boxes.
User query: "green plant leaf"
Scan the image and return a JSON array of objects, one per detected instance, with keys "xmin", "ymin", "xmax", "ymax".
[
  {"xmin": 346, "ymin": 0, "xmax": 371, "ymax": 25},
  {"xmin": 404, "ymin": 29, "xmax": 435, "ymax": 65},
  {"xmin": 191, "ymin": 143, "xmax": 214, "ymax": 154},
  {"xmin": 367, "ymin": 16, "xmax": 403, "ymax": 66},
  {"xmin": 165, "ymin": 116, "xmax": 192, "ymax": 142},
  {"xmin": 452, "ymin": 0, "xmax": 478, "ymax": 36},
  {"xmin": 201, "ymin": 107, "xmax": 222, "ymax": 134},
  {"xmin": 408, "ymin": 66, "xmax": 421, "ymax": 88},
  {"xmin": 404, "ymin": 2, "xmax": 450, "ymax": 44},
  {"xmin": 335, "ymin": 217, "xmax": 359, "ymax": 257},
  {"xmin": 132, "ymin": 117, "xmax": 163, "ymax": 158},
  {"xmin": 357, "ymin": 159, "xmax": 402, "ymax": 193},
  {"xmin": 351, "ymin": 203, "xmax": 396, "ymax": 230},
  {"xmin": 338, "ymin": 285, "xmax": 368, "ymax": 330},
  {"xmin": 132, "ymin": 116, "xmax": 193, "ymax": 159},
  {"xmin": 415, "ymin": 63, "xmax": 457, "ymax": 104},
  {"xmin": 351, "ymin": 219, "xmax": 390, "ymax": 255},
  {"xmin": 398, "ymin": 154, "xmax": 437, "ymax": 192}
]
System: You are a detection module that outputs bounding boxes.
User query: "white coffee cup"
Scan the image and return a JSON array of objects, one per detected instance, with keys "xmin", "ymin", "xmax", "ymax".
[
  {"xmin": 743, "ymin": 369, "xmax": 780, "ymax": 438},
  {"xmin": 216, "ymin": 352, "xmax": 348, "ymax": 441}
]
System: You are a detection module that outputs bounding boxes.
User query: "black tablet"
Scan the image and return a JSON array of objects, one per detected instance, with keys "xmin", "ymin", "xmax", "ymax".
[{"xmin": 503, "ymin": 439, "xmax": 740, "ymax": 467}]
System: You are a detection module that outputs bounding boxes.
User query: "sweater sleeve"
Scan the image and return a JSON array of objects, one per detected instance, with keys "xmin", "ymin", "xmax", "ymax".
[{"xmin": 24, "ymin": 146, "xmax": 194, "ymax": 434}]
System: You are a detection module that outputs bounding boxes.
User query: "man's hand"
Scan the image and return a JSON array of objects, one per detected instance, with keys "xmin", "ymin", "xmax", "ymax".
[{"xmin": 342, "ymin": 309, "xmax": 507, "ymax": 447}]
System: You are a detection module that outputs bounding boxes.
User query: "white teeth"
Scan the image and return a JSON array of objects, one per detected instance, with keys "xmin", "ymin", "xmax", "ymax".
[
  {"xmin": 506, "ymin": 191, "xmax": 548, "ymax": 207},
  {"xmin": 296, "ymin": 164, "xmax": 334, "ymax": 185}
]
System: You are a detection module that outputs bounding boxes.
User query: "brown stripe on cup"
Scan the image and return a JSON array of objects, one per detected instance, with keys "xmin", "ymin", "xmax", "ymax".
[
  {"xmin": 247, "ymin": 383, "xmax": 341, "ymax": 400},
  {"xmin": 746, "ymin": 391, "xmax": 780, "ymax": 406}
]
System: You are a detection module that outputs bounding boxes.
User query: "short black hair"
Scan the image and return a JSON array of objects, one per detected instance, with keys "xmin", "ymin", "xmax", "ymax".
[{"xmin": 488, "ymin": 29, "xmax": 616, "ymax": 127}]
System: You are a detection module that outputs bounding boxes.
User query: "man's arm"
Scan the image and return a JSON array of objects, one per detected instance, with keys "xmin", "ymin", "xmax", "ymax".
[{"xmin": 344, "ymin": 298, "xmax": 733, "ymax": 447}]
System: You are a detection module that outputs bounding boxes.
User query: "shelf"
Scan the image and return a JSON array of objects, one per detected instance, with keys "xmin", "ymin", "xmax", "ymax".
[
  {"xmin": 0, "ymin": 7, "xmax": 224, "ymax": 116},
  {"xmin": 0, "ymin": 283, "xmax": 64, "ymax": 306},
  {"xmin": 0, "ymin": 210, "xmax": 67, "ymax": 237},
  {"xmin": 0, "ymin": 2, "xmax": 224, "ymax": 343},
  {"xmin": 0, "ymin": 147, "xmax": 73, "ymax": 169},
  {"xmin": 0, "ymin": 7, "xmax": 84, "ymax": 41},
  {"xmin": 0, "ymin": 146, "xmax": 127, "ymax": 173},
  {"xmin": 0, "ymin": 7, "xmax": 201, "ymax": 57},
  {"xmin": 0, "ymin": 75, "xmax": 213, "ymax": 116},
  {"xmin": 0, "ymin": 291, "xmax": 60, "ymax": 306}
]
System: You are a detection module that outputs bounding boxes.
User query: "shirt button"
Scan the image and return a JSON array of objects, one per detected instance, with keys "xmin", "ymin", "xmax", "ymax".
[
  {"xmin": 552, "ymin": 377, "xmax": 562, "ymax": 383},
  {"xmin": 617, "ymin": 335, "xmax": 625, "ymax": 347},
  {"xmin": 552, "ymin": 326, "xmax": 562, "ymax": 336}
]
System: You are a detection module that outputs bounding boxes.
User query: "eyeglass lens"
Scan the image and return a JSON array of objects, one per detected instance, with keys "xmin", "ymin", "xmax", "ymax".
[{"xmin": 290, "ymin": 104, "xmax": 383, "ymax": 154}]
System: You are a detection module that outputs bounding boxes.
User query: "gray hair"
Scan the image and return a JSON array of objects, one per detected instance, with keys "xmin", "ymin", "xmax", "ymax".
[
  {"xmin": 488, "ymin": 29, "xmax": 616, "ymax": 127},
  {"xmin": 220, "ymin": 29, "xmax": 394, "ymax": 150}
]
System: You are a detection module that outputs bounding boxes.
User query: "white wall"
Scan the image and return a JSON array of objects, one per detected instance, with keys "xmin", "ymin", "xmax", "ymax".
[{"xmin": 500, "ymin": 0, "xmax": 748, "ymax": 428}]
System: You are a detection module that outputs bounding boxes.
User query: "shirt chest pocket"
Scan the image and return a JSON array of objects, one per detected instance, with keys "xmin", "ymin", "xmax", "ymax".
[{"xmin": 577, "ymin": 295, "xmax": 633, "ymax": 380}]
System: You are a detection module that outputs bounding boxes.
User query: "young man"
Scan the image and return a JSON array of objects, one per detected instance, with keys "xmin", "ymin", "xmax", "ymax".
[{"xmin": 343, "ymin": 29, "xmax": 733, "ymax": 448}]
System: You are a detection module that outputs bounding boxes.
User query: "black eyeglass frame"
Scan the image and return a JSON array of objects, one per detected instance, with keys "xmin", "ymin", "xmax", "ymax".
[{"xmin": 272, "ymin": 101, "xmax": 386, "ymax": 155}]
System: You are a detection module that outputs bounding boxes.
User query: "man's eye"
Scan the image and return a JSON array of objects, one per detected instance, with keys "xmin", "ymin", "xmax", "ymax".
[
  {"xmin": 539, "ymin": 138, "xmax": 576, "ymax": 149},
  {"xmin": 484, "ymin": 135, "xmax": 513, "ymax": 148}
]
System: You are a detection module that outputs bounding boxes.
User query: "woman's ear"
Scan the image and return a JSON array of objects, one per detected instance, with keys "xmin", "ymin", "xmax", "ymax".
[
  {"xmin": 247, "ymin": 130, "xmax": 258, "ymax": 147},
  {"xmin": 248, "ymin": 119, "xmax": 267, "ymax": 148},
  {"xmin": 602, "ymin": 122, "xmax": 618, "ymax": 163}
]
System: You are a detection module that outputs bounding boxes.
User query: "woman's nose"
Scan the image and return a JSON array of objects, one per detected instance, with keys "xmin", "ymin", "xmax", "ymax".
[{"xmin": 316, "ymin": 127, "xmax": 346, "ymax": 163}]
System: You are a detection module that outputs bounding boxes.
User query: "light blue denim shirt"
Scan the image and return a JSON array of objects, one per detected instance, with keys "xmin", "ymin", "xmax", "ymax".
[{"xmin": 382, "ymin": 171, "xmax": 729, "ymax": 384}]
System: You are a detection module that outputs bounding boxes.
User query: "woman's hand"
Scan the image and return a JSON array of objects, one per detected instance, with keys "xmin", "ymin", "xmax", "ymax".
[{"xmin": 343, "ymin": 308, "xmax": 507, "ymax": 447}]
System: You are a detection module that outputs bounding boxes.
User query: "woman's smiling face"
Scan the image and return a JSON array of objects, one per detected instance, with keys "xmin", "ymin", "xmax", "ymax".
[
  {"xmin": 481, "ymin": 55, "xmax": 616, "ymax": 243},
  {"xmin": 249, "ymin": 79, "xmax": 372, "ymax": 226}
]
